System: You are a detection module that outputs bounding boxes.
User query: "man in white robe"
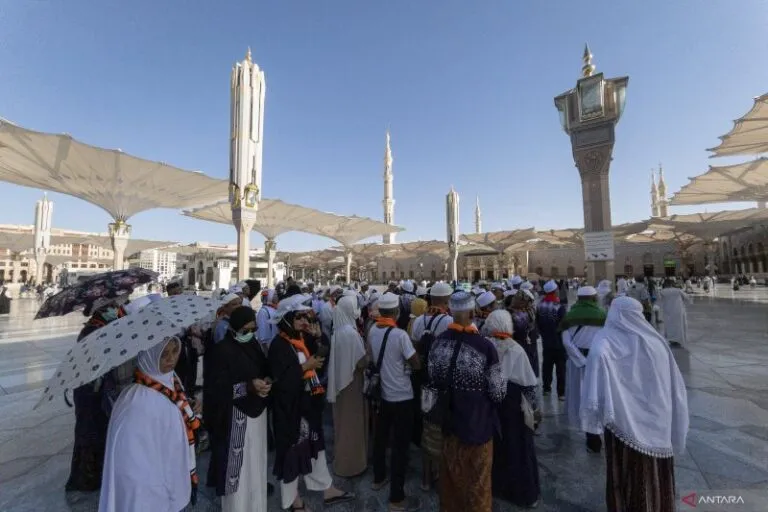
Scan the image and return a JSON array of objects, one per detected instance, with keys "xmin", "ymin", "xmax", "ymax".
[
  {"xmin": 657, "ymin": 279, "xmax": 692, "ymax": 346},
  {"xmin": 560, "ymin": 286, "xmax": 606, "ymax": 453}
]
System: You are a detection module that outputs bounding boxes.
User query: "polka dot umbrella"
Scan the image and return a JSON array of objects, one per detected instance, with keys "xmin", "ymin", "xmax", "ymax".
[{"xmin": 35, "ymin": 294, "xmax": 220, "ymax": 410}]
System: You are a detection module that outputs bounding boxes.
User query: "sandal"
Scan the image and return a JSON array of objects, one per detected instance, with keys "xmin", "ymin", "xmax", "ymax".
[{"xmin": 324, "ymin": 490, "xmax": 355, "ymax": 505}]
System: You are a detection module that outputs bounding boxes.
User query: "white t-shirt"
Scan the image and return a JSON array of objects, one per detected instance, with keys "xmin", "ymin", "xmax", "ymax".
[
  {"xmin": 410, "ymin": 312, "xmax": 453, "ymax": 343},
  {"xmin": 368, "ymin": 324, "xmax": 416, "ymax": 402}
]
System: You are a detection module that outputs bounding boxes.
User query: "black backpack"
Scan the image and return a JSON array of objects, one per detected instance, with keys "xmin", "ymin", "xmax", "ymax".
[
  {"xmin": 363, "ymin": 326, "xmax": 395, "ymax": 412},
  {"xmin": 417, "ymin": 314, "xmax": 446, "ymax": 359}
]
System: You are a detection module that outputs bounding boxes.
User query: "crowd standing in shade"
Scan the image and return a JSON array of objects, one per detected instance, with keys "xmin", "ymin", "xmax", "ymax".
[{"xmin": 50, "ymin": 271, "xmax": 694, "ymax": 512}]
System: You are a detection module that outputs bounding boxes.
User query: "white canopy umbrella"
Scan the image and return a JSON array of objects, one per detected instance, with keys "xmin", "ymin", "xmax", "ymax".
[
  {"xmin": 0, "ymin": 120, "xmax": 228, "ymax": 270},
  {"xmin": 708, "ymin": 93, "xmax": 768, "ymax": 157},
  {"xmin": 670, "ymin": 158, "xmax": 768, "ymax": 207}
]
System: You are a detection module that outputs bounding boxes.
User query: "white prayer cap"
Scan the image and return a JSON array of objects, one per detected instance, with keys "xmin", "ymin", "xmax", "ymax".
[
  {"xmin": 270, "ymin": 295, "xmax": 312, "ymax": 324},
  {"xmin": 520, "ymin": 281, "xmax": 534, "ymax": 291},
  {"xmin": 478, "ymin": 280, "xmax": 488, "ymax": 286},
  {"xmin": 236, "ymin": 281, "xmax": 249, "ymax": 288},
  {"xmin": 361, "ymin": 281, "xmax": 369, "ymax": 287},
  {"xmin": 329, "ymin": 285, "xmax": 342, "ymax": 295},
  {"xmin": 416, "ymin": 286, "xmax": 428, "ymax": 297},
  {"xmin": 420, "ymin": 280, "xmax": 428, "ymax": 287},
  {"xmin": 228, "ymin": 284, "xmax": 243, "ymax": 294},
  {"xmin": 430, "ymin": 282, "xmax": 454, "ymax": 297},
  {"xmin": 221, "ymin": 293, "xmax": 241, "ymax": 305},
  {"xmin": 449, "ymin": 291, "xmax": 476, "ymax": 312},
  {"xmin": 471, "ymin": 287, "xmax": 482, "ymax": 296},
  {"xmin": 367, "ymin": 289, "xmax": 381, "ymax": 306},
  {"xmin": 401, "ymin": 280, "xmax": 415, "ymax": 293},
  {"xmin": 378, "ymin": 292, "xmax": 400, "ymax": 310},
  {"xmin": 490, "ymin": 282, "xmax": 505, "ymax": 291},
  {"xmin": 577, "ymin": 286, "xmax": 598, "ymax": 297},
  {"xmin": 543, "ymin": 280, "xmax": 558, "ymax": 293},
  {"xmin": 476, "ymin": 291, "xmax": 496, "ymax": 309},
  {"xmin": 503, "ymin": 289, "xmax": 517, "ymax": 298},
  {"xmin": 510, "ymin": 275, "xmax": 523, "ymax": 286}
]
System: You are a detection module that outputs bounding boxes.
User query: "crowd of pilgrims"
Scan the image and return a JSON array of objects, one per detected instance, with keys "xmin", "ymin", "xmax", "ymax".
[{"xmin": 63, "ymin": 275, "xmax": 690, "ymax": 512}]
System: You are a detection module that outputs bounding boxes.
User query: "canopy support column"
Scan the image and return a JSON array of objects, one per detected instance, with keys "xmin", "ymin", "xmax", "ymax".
[
  {"xmin": 345, "ymin": 251, "xmax": 353, "ymax": 284},
  {"xmin": 232, "ymin": 207, "xmax": 257, "ymax": 281},
  {"xmin": 301, "ymin": 267, "xmax": 306, "ymax": 281},
  {"xmin": 448, "ymin": 242, "xmax": 459, "ymax": 283},
  {"xmin": 109, "ymin": 221, "xmax": 131, "ymax": 271},
  {"xmin": 265, "ymin": 238, "xmax": 277, "ymax": 289},
  {"xmin": 34, "ymin": 249, "xmax": 47, "ymax": 284}
]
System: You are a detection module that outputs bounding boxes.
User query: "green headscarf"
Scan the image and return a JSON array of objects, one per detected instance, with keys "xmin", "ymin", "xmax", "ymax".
[{"xmin": 558, "ymin": 298, "xmax": 606, "ymax": 332}]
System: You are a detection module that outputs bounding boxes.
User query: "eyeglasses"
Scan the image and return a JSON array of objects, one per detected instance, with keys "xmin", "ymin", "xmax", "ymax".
[{"xmin": 294, "ymin": 313, "xmax": 311, "ymax": 321}]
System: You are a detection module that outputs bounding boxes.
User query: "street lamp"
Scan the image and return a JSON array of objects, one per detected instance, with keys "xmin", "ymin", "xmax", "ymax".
[{"xmin": 554, "ymin": 45, "xmax": 628, "ymax": 283}]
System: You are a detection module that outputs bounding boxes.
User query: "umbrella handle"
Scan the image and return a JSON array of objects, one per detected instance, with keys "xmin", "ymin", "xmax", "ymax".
[{"xmin": 64, "ymin": 389, "xmax": 73, "ymax": 408}]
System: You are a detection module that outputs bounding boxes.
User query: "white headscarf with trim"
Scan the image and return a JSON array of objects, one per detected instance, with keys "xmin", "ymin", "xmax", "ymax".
[
  {"xmin": 327, "ymin": 296, "xmax": 365, "ymax": 402},
  {"xmin": 580, "ymin": 296, "xmax": 688, "ymax": 457}
]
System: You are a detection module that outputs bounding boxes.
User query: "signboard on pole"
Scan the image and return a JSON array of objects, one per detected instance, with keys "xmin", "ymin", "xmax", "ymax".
[{"xmin": 584, "ymin": 231, "xmax": 615, "ymax": 261}]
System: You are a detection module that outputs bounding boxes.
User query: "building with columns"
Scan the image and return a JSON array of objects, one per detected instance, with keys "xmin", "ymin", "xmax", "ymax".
[
  {"xmin": 175, "ymin": 244, "xmax": 285, "ymax": 290},
  {"xmin": 382, "ymin": 130, "xmax": 395, "ymax": 244}
]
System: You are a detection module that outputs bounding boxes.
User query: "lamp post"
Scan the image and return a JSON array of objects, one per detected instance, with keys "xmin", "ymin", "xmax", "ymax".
[
  {"xmin": 554, "ymin": 45, "xmax": 628, "ymax": 284},
  {"xmin": 230, "ymin": 48, "xmax": 266, "ymax": 281}
]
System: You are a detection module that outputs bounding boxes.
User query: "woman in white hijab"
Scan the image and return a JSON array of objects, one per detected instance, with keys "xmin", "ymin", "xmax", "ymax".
[
  {"xmin": 481, "ymin": 310, "xmax": 540, "ymax": 508},
  {"xmin": 581, "ymin": 296, "xmax": 688, "ymax": 512},
  {"xmin": 327, "ymin": 295, "xmax": 369, "ymax": 477},
  {"xmin": 99, "ymin": 336, "xmax": 199, "ymax": 512}
]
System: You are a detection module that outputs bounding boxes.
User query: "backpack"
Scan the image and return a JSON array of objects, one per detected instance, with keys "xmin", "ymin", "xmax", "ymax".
[
  {"xmin": 416, "ymin": 313, "xmax": 446, "ymax": 359},
  {"xmin": 363, "ymin": 326, "xmax": 395, "ymax": 412}
]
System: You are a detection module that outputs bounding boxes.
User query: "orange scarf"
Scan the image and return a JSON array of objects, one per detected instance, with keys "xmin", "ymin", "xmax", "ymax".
[
  {"xmin": 135, "ymin": 369, "xmax": 200, "ymax": 490},
  {"xmin": 279, "ymin": 332, "xmax": 325, "ymax": 395},
  {"xmin": 448, "ymin": 323, "xmax": 478, "ymax": 334},
  {"xmin": 492, "ymin": 331, "xmax": 512, "ymax": 339},
  {"xmin": 375, "ymin": 317, "xmax": 398, "ymax": 328}
]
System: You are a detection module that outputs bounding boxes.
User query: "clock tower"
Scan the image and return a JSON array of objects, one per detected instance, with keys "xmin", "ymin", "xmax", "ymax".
[{"xmin": 554, "ymin": 45, "xmax": 628, "ymax": 283}]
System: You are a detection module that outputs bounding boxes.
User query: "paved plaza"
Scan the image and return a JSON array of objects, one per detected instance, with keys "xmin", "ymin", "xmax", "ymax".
[{"xmin": 1, "ymin": 289, "xmax": 767, "ymax": 511}]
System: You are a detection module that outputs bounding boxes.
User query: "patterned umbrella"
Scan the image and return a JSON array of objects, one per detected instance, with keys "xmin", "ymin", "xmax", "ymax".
[
  {"xmin": 35, "ymin": 268, "xmax": 158, "ymax": 319},
  {"xmin": 36, "ymin": 294, "xmax": 219, "ymax": 409}
]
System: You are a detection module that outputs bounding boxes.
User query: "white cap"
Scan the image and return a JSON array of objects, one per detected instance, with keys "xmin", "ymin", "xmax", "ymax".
[
  {"xmin": 449, "ymin": 291, "xmax": 476, "ymax": 312},
  {"xmin": 401, "ymin": 281, "xmax": 415, "ymax": 293},
  {"xmin": 478, "ymin": 280, "xmax": 488, "ymax": 286},
  {"xmin": 221, "ymin": 293, "xmax": 241, "ymax": 305},
  {"xmin": 228, "ymin": 284, "xmax": 243, "ymax": 294},
  {"xmin": 543, "ymin": 280, "xmax": 558, "ymax": 293},
  {"xmin": 430, "ymin": 282, "xmax": 453, "ymax": 297},
  {"xmin": 577, "ymin": 286, "xmax": 598, "ymax": 297},
  {"xmin": 416, "ymin": 286, "xmax": 428, "ymax": 297},
  {"xmin": 520, "ymin": 281, "xmax": 534, "ymax": 291},
  {"xmin": 378, "ymin": 292, "xmax": 400, "ymax": 309},
  {"xmin": 509, "ymin": 275, "xmax": 523, "ymax": 286},
  {"xmin": 476, "ymin": 291, "xmax": 496, "ymax": 309},
  {"xmin": 471, "ymin": 287, "xmax": 482, "ymax": 296},
  {"xmin": 490, "ymin": 282, "xmax": 505, "ymax": 291},
  {"xmin": 237, "ymin": 281, "xmax": 249, "ymax": 288}
]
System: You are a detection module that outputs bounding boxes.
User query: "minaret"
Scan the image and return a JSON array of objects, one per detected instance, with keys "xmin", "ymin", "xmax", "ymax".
[
  {"xmin": 474, "ymin": 195, "xmax": 482, "ymax": 234},
  {"xmin": 650, "ymin": 169, "xmax": 660, "ymax": 217},
  {"xmin": 382, "ymin": 130, "xmax": 395, "ymax": 244},
  {"xmin": 230, "ymin": 47, "xmax": 266, "ymax": 280},
  {"xmin": 657, "ymin": 163, "xmax": 669, "ymax": 217}
]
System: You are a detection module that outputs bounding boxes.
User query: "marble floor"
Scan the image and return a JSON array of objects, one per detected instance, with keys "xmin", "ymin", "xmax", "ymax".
[{"xmin": 1, "ymin": 288, "xmax": 767, "ymax": 511}]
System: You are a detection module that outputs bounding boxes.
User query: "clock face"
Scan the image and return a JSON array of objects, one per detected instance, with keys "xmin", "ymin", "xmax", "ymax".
[{"xmin": 246, "ymin": 190, "xmax": 257, "ymax": 206}]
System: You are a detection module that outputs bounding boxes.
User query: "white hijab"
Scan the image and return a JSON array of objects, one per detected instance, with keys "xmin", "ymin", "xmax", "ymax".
[
  {"xmin": 616, "ymin": 278, "xmax": 628, "ymax": 295},
  {"xmin": 327, "ymin": 296, "xmax": 365, "ymax": 402},
  {"xmin": 481, "ymin": 310, "xmax": 537, "ymax": 387},
  {"xmin": 580, "ymin": 296, "xmax": 688, "ymax": 458},
  {"xmin": 99, "ymin": 337, "xmax": 191, "ymax": 512}
]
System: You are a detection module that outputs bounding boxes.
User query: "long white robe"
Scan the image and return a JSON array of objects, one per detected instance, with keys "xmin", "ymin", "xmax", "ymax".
[
  {"xmin": 221, "ymin": 413, "xmax": 268, "ymax": 512},
  {"xmin": 657, "ymin": 287, "xmax": 691, "ymax": 345},
  {"xmin": 99, "ymin": 385, "xmax": 191, "ymax": 512},
  {"xmin": 562, "ymin": 325, "xmax": 603, "ymax": 427}
]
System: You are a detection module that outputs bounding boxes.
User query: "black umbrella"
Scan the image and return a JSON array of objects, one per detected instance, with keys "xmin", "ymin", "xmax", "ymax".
[{"xmin": 35, "ymin": 268, "xmax": 158, "ymax": 319}]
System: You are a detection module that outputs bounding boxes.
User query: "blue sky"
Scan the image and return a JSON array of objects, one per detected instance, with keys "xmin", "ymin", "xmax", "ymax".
[{"xmin": 1, "ymin": 0, "xmax": 766, "ymax": 251}]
